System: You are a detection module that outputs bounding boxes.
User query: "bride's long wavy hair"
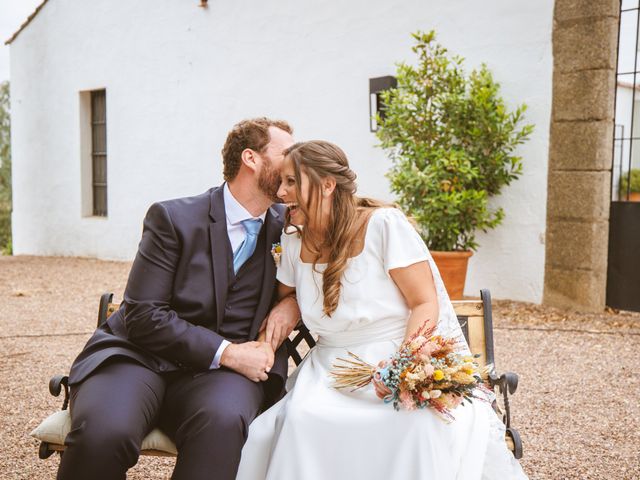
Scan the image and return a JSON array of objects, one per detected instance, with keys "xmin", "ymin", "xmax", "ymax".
[{"xmin": 283, "ymin": 140, "xmax": 390, "ymax": 316}]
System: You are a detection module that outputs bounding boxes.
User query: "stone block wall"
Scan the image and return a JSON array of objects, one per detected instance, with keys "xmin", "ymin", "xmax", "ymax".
[{"xmin": 543, "ymin": 0, "xmax": 619, "ymax": 310}]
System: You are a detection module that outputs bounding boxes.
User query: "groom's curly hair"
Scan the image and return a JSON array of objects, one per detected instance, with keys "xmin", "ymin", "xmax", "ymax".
[{"xmin": 222, "ymin": 118, "xmax": 293, "ymax": 181}]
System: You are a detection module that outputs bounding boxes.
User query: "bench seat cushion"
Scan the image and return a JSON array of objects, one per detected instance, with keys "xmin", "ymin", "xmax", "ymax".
[{"xmin": 30, "ymin": 410, "xmax": 178, "ymax": 455}]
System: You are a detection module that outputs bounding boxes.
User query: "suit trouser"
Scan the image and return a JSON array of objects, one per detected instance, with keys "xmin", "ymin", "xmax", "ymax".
[{"xmin": 57, "ymin": 358, "xmax": 265, "ymax": 480}]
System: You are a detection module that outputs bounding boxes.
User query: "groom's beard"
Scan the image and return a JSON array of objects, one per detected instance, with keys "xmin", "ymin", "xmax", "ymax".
[{"xmin": 258, "ymin": 160, "xmax": 281, "ymax": 203}]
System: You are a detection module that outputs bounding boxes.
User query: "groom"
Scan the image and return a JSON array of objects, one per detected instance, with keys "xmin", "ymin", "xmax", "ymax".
[{"xmin": 57, "ymin": 118, "xmax": 300, "ymax": 480}]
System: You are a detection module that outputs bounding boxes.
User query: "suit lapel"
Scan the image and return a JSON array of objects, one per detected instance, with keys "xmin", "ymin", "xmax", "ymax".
[
  {"xmin": 249, "ymin": 205, "xmax": 283, "ymax": 339},
  {"xmin": 209, "ymin": 186, "xmax": 229, "ymax": 330}
]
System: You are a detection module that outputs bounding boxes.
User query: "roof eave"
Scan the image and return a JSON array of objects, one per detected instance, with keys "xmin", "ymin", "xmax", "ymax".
[{"xmin": 4, "ymin": 0, "xmax": 51, "ymax": 46}]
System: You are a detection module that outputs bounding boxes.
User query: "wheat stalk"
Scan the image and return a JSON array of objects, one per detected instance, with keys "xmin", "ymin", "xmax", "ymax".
[{"xmin": 330, "ymin": 352, "xmax": 377, "ymax": 391}]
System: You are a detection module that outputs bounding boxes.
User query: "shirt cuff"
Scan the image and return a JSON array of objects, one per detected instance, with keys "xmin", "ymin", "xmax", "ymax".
[{"xmin": 210, "ymin": 339, "xmax": 231, "ymax": 369}]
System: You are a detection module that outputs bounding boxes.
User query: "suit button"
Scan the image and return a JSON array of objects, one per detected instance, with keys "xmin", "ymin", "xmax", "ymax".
[{"xmin": 159, "ymin": 365, "xmax": 167, "ymax": 372}]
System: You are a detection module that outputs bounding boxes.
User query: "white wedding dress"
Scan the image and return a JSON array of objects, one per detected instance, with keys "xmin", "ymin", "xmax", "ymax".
[{"xmin": 236, "ymin": 208, "xmax": 527, "ymax": 480}]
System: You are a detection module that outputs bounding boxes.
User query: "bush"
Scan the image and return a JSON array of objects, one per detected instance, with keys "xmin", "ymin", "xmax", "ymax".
[
  {"xmin": 376, "ymin": 31, "xmax": 534, "ymax": 251},
  {"xmin": 0, "ymin": 208, "xmax": 11, "ymax": 255},
  {"xmin": 0, "ymin": 81, "xmax": 10, "ymax": 255},
  {"xmin": 619, "ymin": 169, "xmax": 640, "ymax": 195}
]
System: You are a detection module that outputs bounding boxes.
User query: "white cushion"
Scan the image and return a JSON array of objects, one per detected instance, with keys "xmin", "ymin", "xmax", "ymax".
[{"xmin": 31, "ymin": 410, "xmax": 178, "ymax": 455}]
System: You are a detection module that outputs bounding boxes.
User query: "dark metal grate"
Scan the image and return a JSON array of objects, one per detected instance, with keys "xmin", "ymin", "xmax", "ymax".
[
  {"xmin": 607, "ymin": 1, "xmax": 640, "ymax": 312},
  {"xmin": 91, "ymin": 90, "xmax": 107, "ymax": 217},
  {"xmin": 613, "ymin": 0, "xmax": 640, "ymax": 201}
]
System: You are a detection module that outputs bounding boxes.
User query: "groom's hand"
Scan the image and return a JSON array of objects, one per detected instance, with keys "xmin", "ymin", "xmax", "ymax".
[
  {"xmin": 260, "ymin": 295, "xmax": 301, "ymax": 351},
  {"xmin": 220, "ymin": 342, "xmax": 275, "ymax": 382}
]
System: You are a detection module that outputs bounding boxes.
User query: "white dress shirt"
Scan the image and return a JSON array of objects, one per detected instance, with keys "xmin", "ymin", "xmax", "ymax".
[{"xmin": 210, "ymin": 183, "xmax": 267, "ymax": 369}]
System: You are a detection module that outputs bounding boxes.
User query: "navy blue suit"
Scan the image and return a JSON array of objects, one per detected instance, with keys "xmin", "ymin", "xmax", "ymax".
[{"xmin": 58, "ymin": 186, "xmax": 287, "ymax": 480}]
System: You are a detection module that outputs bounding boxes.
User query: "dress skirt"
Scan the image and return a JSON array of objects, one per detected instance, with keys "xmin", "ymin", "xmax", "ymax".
[{"xmin": 236, "ymin": 334, "xmax": 525, "ymax": 480}]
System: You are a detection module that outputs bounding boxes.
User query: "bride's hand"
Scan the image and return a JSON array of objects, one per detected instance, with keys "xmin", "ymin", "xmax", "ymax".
[
  {"xmin": 260, "ymin": 295, "xmax": 301, "ymax": 351},
  {"xmin": 373, "ymin": 361, "xmax": 392, "ymax": 399}
]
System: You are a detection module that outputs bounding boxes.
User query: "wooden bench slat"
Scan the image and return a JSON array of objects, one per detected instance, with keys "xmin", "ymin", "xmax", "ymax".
[
  {"xmin": 505, "ymin": 435, "xmax": 515, "ymax": 452},
  {"xmin": 466, "ymin": 315, "xmax": 488, "ymax": 368},
  {"xmin": 452, "ymin": 301, "xmax": 484, "ymax": 316},
  {"xmin": 43, "ymin": 431, "xmax": 517, "ymax": 458},
  {"xmin": 44, "ymin": 443, "xmax": 175, "ymax": 458}
]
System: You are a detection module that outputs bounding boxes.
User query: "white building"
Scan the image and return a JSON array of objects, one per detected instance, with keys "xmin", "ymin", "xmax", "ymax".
[{"xmin": 7, "ymin": 0, "xmax": 556, "ymax": 302}]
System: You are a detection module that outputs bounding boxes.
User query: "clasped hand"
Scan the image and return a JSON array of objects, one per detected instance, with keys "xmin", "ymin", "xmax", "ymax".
[
  {"xmin": 220, "ymin": 296, "xmax": 300, "ymax": 383},
  {"xmin": 220, "ymin": 341, "xmax": 274, "ymax": 382}
]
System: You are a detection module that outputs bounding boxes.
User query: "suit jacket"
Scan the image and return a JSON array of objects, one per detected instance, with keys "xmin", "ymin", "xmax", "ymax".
[{"xmin": 69, "ymin": 185, "xmax": 288, "ymax": 405}]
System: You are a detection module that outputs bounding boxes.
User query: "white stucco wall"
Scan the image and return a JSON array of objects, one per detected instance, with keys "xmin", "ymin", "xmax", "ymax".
[{"xmin": 9, "ymin": 0, "xmax": 554, "ymax": 302}]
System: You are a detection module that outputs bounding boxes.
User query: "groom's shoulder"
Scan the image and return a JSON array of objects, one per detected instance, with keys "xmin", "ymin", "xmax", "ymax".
[
  {"xmin": 149, "ymin": 187, "xmax": 219, "ymax": 222},
  {"xmin": 156, "ymin": 187, "xmax": 220, "ymax": 211}
]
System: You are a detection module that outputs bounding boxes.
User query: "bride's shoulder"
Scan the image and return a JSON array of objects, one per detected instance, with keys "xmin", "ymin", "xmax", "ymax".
[
  {"xmin": 364, "ymin": 208, "xmax": 420, "ymax": 247},
  {"xmin": 283, "ymin": 224, "xmax": 301, "ymax": 236},
  {"xmin": 280, "ymin": 226, "xmax": 302, "ymax": 250},
  {"xmin": 367, "ymin": 207, "xmax": 412, "ymax": 229}
]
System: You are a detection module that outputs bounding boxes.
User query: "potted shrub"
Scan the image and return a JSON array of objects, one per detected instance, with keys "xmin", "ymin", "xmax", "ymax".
[
  {"xmin": 375, "ymin": 31, "xmax": 534, "ymax": 299},
  {"xmin": 619, "ymin": 169, "xmax": 640, "ymax": 202}
]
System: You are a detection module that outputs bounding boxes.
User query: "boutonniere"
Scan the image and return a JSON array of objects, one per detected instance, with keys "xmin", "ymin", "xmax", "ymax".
[{"xmin": 271, "ymin": 242, "xmax": 282, "ymax": 267}]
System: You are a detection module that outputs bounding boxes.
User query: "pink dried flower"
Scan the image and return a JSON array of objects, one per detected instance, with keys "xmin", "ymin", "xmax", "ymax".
[
  {"xmin": 419, "ymin": 342, "xmax": 439, "ymax": 360},
  {"xmin": 399, "ymin": 390, "xmax": 416, "ymax": 410},
  {"xmin": 409, "ymin": 335, "xmax": 428, "ymax": 350}
]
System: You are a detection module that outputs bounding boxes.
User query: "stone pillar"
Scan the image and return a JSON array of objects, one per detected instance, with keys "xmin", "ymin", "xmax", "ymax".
[{"xmin": 543, "ymin": 0, "xmax": 619, "ymax": 310}]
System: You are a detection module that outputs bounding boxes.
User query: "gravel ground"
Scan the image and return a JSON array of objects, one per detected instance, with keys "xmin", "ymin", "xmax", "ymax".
[{"xmin": 1, "ymin": 255, "xmax": 639, "ymax": 479}]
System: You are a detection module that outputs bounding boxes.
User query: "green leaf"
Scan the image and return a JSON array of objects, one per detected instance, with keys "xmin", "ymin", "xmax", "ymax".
[{"xmin": 0, "ymin": 81, "xmax": 12, "ymax": 253}]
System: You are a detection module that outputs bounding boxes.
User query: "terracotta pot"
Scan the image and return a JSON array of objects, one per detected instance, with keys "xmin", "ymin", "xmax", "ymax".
[
  {"xmin": 622, "ymin": 192, "xmax": 640, "ymax": 202},
  {"xmin": 430, "ymin": 250, "xmax": 473, "ymax": 300}
]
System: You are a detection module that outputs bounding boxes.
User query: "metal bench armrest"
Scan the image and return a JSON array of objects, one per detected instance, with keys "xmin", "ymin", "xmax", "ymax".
[
  {"xmin": 488, "ymin": 371, "xmax": 518, "ymax": 427},
  {"xmin": 49, "ymin": 374, "xmax": 70, "ymax": 411},
  {"xmin": 488, "ymin": 371, "xmax": 523, "ymax": 459}
]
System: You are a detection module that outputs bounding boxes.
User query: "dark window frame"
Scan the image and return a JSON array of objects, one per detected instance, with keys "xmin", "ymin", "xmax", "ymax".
[
  {"xmin": 614, "ymin": 2, "xmax": 640, "ymax": 201},
  {"xmin": 90, "ymin": 90, "xmax": 107, "ymax": 217}
]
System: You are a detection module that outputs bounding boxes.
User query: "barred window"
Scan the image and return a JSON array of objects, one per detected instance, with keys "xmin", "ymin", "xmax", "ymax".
[
  {"xmin": 614, "ymin": 0, "xmax": 640, "ymax": 201},
  {"xmin": 91, "ymin": 90, "xmax": 107, "ymax": 216}
]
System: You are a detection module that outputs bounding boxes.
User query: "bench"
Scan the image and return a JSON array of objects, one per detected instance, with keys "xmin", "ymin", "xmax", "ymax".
[{"xmin": 32, "ymin": 289, "xmax": 523, "ymax": 461}]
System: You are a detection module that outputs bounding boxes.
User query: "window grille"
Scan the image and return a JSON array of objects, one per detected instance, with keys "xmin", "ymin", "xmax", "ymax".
[
  {"xmin": 614, "ymin": 0, "xmax": 640, "ymax": 201},
  {"xmin": 369, "ymin": 76, "xmax": 397, "ymax": 132},
  {"xmin": 91, "ymin": 90, "xmax": 107, "ymax": 216}
]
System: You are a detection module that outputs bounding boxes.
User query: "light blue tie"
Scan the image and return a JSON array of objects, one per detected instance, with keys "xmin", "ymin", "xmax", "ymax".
[{"xmin": 233, "ymin": 218, "xmax": 263, "ymax": 274}]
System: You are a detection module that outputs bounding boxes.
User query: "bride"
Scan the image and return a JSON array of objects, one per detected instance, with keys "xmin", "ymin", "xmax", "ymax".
[{"xmin": 236, "ymin": 140, "xmax": 527, "ymax": 479}]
